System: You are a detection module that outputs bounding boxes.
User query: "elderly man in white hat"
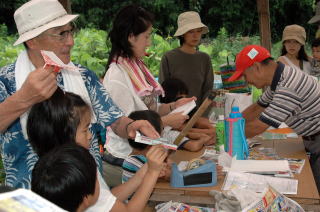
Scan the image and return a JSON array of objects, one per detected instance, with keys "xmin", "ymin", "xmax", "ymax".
[
  {"xmin": 0, "ymin": 0, "xmax": 159, "ymax": 189},
  {"xmin": 159, "ymin": 11, "xmax": 213, "ymax": 107}
]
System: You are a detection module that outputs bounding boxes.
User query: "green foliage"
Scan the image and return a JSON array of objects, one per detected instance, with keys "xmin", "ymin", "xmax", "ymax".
[
  {"xmin": 0, "ymin": 26, "xmax": 312, "ymax": 78},
  {"xmin": 144, "ymin": 32, "xmax": 179, "ymax": 76},
  {"xmin": 0, "ymin": 24, "xmax": 23, "ymax": 67},
  {"xmin": 1, "ymin": 0, "xmax": 316, "ymax": 42},
  {"xmin": 252, "ymin": 86, "xmax": 263, "ymax": 103},
  {"xmin": 72, "ymin": 28, "xmax": 109, "ymax": 78},
  {"xmin": 198, "ymin": 27, "xmax": 260, "ymax": 72}
]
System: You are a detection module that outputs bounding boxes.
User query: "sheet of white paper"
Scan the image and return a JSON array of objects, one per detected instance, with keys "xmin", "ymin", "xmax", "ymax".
[
  {"xmin": 279, "ymin": 122, "xmax": 289, "ymax": 128},
  {"xmin": 134, "ymin": 131, "xmax": 177, "ymax": 150},
  {"xmin": 222, "ymin": 171, "xmax": 298, "ymax": 194},
  {"xmin": 230, "ymin": 159, "xmax": 291, "ymax": 173},
  {"xmin": 155, "ymin": 201, "xmax": 173, "ymax": 212},
  {"xmin": 170, "ymin": 100, "xmax": 196, "ymax": 115},
  {"xmin": 41, "ymin": 50, "xmax": 83, "ymax": 71},
  {"xmin": 0, "ymin": 188, "xmax": 66, "ymax": 212},
  {"xmin": 218, "ymin": 152, "xmax": 233, "ymax": 169},
  {"xmin": 229, "ymin": 188, "xmax": 261, "ymax": 209},
  {"xmin": 200, "ymin": 149, "xmax": 218, "ymax": 161},
  {"xmin": 286, "ymin": 133, "xmax": 299, "ymax": 138}
]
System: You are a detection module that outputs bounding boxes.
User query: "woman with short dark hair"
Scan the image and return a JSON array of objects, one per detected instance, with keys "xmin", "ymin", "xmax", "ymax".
[{"xmin": 102, "ymin": 5, "xmax": 194, "ymax": 187}]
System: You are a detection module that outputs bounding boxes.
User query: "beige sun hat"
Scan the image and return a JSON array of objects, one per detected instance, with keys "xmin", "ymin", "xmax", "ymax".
[
  {"xmin": 282, "ymin": 24, "xmax": 306, "ymax": 45},
  {"xmin": 308, "ymin": 1, "xmax": 320, "ymax": 24},
  {"xmin": 174, "ymin": 11, "xmax": 208, "ymax": 37},
  {"xmin": 13, "ymin": 0, "xmax": 79, "ymax": 46}
]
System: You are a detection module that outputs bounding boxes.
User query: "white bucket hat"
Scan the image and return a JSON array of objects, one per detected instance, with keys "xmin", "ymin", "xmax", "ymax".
[
  {"xmin": 174, "ymin": 11, "xmax": 208, "ymax": 37},
  {"xmin": 13, "ymin": 0, "xmax": 79, "ymax": 46}
]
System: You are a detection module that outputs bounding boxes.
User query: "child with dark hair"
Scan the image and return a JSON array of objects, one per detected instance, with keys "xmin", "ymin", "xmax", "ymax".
[
  {"xmin": 122, "ymin": 109, "xmax": 212, "ymax": 183},
  {"xmin": 159, "ymin": 78, "xmax": 215, "ymax": 145},
  {"xmin": 122, "ymin": 110, "xmax": 168, "ymax": 183},
  {"xmin": 159, "ymin": 78, "xmax": 189, "ymax": 103},
  {"xmin": 32, "ymin": 143, "xmax": 99, "ymax": 212},
  {"xmin": 311, "ymin": 38, "xmax": 320, "ymax": 79},
  {"xmin": 27, "ymin": 87, "xmax": 92, "ymax": 156},
  {"xmin": 28, "ymin": 88, "xmax": 167, "ymax": 212}
]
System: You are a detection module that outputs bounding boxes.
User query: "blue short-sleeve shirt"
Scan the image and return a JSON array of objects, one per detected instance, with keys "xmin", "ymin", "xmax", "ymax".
[{"xmin": 0, "ymin": 62, "xmax": 123, "ymax": 188}]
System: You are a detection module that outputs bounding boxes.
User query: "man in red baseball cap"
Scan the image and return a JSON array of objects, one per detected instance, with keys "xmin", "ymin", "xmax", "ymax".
[
  {"xmin": 228, "ymin": 45, "xmax": 272, "ymax": 83},
  {"xmin": 233, "ymin": 45, "xmax": 320, "ymax": 192}
]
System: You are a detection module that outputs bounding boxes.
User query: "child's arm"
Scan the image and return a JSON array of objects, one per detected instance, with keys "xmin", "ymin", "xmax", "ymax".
[
  {"xmin": 183, "ymin": 132, "xmax": 211, "ymax": 151},
  {"xmin": 111, "ymin": 162, "xmax": 148, "ymax": 201},
  {"xmin": 110, "ymin": 145, "xmax": 167, "ymax": 212},
  {"xmin": 194, "ymin": 117, "xmax": 213, "ymax": 129},
  {"xmin": 161, "ymin": 112, "xmax": 189, "ymax": 129},
  {"xmin": 158, "ymin": 161, "xmax": 172, "ymax": 181}
]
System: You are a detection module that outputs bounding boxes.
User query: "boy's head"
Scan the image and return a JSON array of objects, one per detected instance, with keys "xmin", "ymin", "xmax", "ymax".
[
  {"xmin": 31, "ymin": 143, "xmax": 99, "ymax": 212},
  {"xmin": 27, "ymin": 88, "xmax": 92, "ymax": 157},
  {"xmin": 159, "ymin": 78, "xmax": 189, "ymax": 103},
  {"xmin": 312, "ymin": 38, "xmax": 320, "ymax": 60},
  {"xmin": 128, "ymin": 110, "xmax": 162, "ymax": 150}
]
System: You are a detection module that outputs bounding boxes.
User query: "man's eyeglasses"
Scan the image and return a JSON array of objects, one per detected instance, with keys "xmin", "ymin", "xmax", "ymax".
[{"xmin": 42, "ymin": 27, "xmax": 77, "ymax": 42}]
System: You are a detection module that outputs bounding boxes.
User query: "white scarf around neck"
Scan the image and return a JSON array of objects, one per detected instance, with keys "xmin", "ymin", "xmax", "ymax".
[{"xmin": 15, "ymin": 50, "xmax": 96, "ymax": 140}]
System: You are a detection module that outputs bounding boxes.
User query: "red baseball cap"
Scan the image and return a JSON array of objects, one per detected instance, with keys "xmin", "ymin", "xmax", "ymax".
[{"xmin": 228, "ymin": 45, "xmax": 271, "ymax": 82}]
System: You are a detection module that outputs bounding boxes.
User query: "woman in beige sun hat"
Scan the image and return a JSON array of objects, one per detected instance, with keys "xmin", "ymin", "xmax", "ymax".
[
  {"xmin": 277, "ymin": 24, "xmax": 312, "ymax": 74},
  {"xmin": 159, "ymin": 11, "xmax": 213, "ymax": 108}
]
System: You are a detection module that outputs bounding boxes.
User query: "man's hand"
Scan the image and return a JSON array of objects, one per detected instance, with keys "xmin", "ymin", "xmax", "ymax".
[
  {"xmin": 0, "ymin": 66, "xmax": 58, "ymax": 132},
  {"xmin": 17, "ymin": 66, "xmax": 57, "ymax": 107},
  {"xmin": 127, "ymin": 120, "xmax": 160, "ymax": 139}
]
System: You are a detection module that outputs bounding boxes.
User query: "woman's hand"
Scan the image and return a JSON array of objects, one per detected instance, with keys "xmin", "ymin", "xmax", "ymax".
[
  {"xmin": 173, "ymin": 96, "xmax": 197, "ymax": 109},
  {"xmin": 162, "ymin": 112, "xmax": 189, "ymax": 129}
]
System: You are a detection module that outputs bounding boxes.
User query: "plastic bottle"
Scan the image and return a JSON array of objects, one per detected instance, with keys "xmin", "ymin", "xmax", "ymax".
[
  {"xmin": 215, "ymin": 115, "xmax": 225, "ymax": 151},
  {"xmin": 209, "ymin": 92, "xmax": 226, "ymax": 124},
  {"xmin": 224, "ymin": 106, "xmax": 249, "ymax": 159},
  {"xmin": 213, "ymin": 74, "xmax": 223, "ymax": 89}
]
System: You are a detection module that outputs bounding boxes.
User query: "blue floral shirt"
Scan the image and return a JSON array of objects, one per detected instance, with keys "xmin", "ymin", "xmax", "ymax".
[{"xmin": 0, "ymin": 62, "xmax": 123, "ymax": 188}]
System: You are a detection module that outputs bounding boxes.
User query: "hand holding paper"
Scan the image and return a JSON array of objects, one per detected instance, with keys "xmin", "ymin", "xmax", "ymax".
[
  {"xmin": 174, "ymin": 97, "xmax": 196, "ymax": 108},
  {"xmin": 41, "ymin": 50, "xmax": 84, "ymax": 72},
  {"xmin": 135, "ymin": 131, "xmax": 177, "ymax": 150},
  {"xmin": 170, "ymin": 100, "xmax": 196, "ymax": 115}
]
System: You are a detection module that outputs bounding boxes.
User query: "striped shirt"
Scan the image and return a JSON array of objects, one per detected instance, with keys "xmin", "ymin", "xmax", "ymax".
[
  {"xmin": 258, "ymin": 62, "xmax": 320, "ymax": 136},
  {"xmin": 122, "ymin": 155, "xmax": 147, "ymax": 183}
]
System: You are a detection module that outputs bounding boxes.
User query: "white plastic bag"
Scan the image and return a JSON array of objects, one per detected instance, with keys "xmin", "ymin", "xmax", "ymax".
[{"xmin": 224, "ymin": 93, "xmax": 252, "ymax": 118}]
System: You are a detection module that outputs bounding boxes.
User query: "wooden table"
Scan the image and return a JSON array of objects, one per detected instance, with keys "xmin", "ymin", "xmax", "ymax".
[{"xmin": 147, "ymin": 137, "xmax": 320, "ymax": 210}]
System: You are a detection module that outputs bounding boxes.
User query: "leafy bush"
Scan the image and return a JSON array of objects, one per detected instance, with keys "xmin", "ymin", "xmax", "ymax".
[
  {"xmin": 0, "ymin": 24, "xmax": 23, "ymax": 67},
  {"xmin": 200, "ymin": 27, "xmax": 261, "ymax": 72},
  {"xmin": 72, "ymin": 28, "xmax": 109, "ymax": 77},
  {"xmin": 144, "ymin": 32, "xmax": 179, "ymax": 77},
  {"xmin": 0, "ymin": 24, "xmax": 312, "ymax": 78},
  {"xmin": 2, "ymin": 0, "xmax": 315, "ymax": 42}
]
